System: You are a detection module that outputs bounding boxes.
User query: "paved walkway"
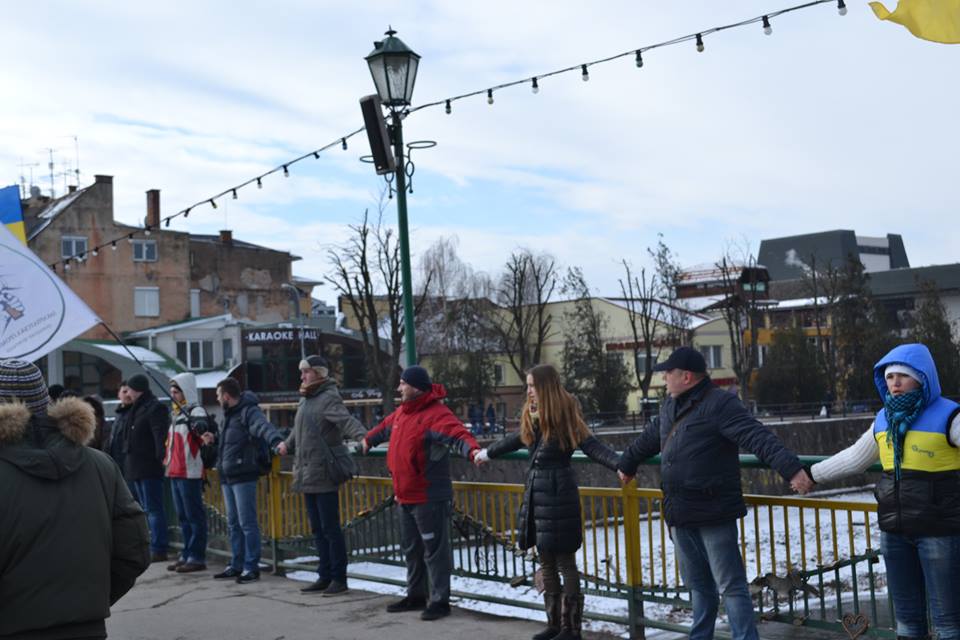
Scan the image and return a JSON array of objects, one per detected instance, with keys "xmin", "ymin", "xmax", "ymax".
[{"xmin": 107, "ymin": 562, "xmax": 618, "ymax": 640}]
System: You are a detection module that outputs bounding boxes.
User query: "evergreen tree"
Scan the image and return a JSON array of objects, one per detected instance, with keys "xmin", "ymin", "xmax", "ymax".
[
  {"xmin": 560, "ymin": 267, "xmax": 630, "ymax": 416},
  {"xmin": 909, "ymin": 279, "xmax": 960, "ymax": 397},
  {"xmin": 754, "ymin": 327, "xmax": 826, "ymax": 408}
]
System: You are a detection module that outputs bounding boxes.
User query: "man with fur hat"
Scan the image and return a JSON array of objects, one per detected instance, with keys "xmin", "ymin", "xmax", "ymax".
[
  {"xmin": 165, "ymin": 372, "xmax": 214, "ymax": 573},
  {"xmin": 276, "ymin": 354, "xmax": 368, "ymax": 596},
  {"xmin": 124, "ymin": 372, "xmax": 172, "ymax": 562},
  {"xmin": 0, "ymin": 359, "xmax": 150, "ymax": 639},
  {"xmin": 362, "ymin": 365, "xmax": 481, "ymax": 621}
]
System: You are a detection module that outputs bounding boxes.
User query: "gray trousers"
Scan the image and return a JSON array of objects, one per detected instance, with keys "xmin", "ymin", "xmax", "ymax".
[{"xmin": 399, "ymin": 501, "xmax": 452, "ymax": 606}]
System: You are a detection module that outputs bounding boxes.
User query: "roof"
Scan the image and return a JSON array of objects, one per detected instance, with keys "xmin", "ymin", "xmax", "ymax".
[
  {"xmin": 194, "ymin": 363, "xmax": 242, "ymax": 389},
  {"xmin": 26, "ymin": 187, "xmax": 88, "ymax": 240},
  {"xmin": 868, "ymin": 264, "xmax": 960, "ymax": 298},
  {"xmin": 600, "ymin": 297, "xmax": 711, "ymax": 329},
  {"xmin": 756, "ymin": 230, "xmax": 910, "ymax": 281},
  {"xmin": 125, "ymin": 313, "xmax": 246, "ymax": 338},
  {"xmin": 190, "ymin": 234, "xmax": 299, "ymax": 258},
  {"xmin": 75, "ymin": 340, "xmax": 182, "ymax": 378}
]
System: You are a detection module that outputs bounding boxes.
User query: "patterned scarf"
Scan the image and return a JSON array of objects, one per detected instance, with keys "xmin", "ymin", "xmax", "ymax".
[{"xmin": 883, "ymin": 388, "xmax": 924, "ymax": 481}]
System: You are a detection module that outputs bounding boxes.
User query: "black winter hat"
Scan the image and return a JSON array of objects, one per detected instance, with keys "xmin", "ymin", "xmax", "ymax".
[
  {"xmin": 652, "ymin": 346, "xmax": 707, "ymax": 374},
  {"xmin": 127, "ymin": 373, "xmax": 150, "ymax": 393},
  {"xmin": 400, "ymin": 365, "xmax": 432, "ymax": 392}
]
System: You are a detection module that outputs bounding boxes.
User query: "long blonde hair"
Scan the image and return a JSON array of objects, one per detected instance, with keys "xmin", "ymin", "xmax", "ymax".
[{"xmin": 520, "ymin": 364, "xmax": 591, "ymax": 451}]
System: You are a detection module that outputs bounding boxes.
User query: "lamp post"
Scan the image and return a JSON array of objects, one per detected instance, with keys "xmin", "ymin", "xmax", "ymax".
[
  {"xmin": 365, "ymin": 27, "xmax": 420, "ymax": 367},
  {"xmin": 281, "ymin": 282, "xmax": 306, "ymax": 360}
]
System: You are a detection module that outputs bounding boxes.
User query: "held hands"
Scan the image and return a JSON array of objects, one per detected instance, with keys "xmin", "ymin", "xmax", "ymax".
[
  {"xmin": 361, "ymin": 440, "xmax": 370, "ymax": 455},
  {"xmin": 790, "ymin": 469, "xmax": 815, "ymax": 495},
  {"xmin": 617, "ymin": 470, "xmax": 634, "ymax": 486},
  {"xmin": 275, "ymin": 442, "xmax": 288, "ymax": 456},
  {"xmin": 473, "ymin": 448, "xmax": 489, "ymax": 467},
  {"xmin": 200, "ymin": 432, "xmax": 215, "ymax": 446}
]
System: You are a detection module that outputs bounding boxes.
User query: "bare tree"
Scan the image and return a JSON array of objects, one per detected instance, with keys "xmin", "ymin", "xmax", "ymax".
[
  {"xmin": 492, "ymin": 249, "xmax": 558, "ymax": 380},
  {"xmin": 649, "ymin": 234, "xmax": 691, "ymax": 347},
  {"xmin": 715, "ymin": 247, "xmax": 763, "ymax": 404},
  {"xmin": 326, "ymin": 201, "xmax": 432, "ymax": 412},
  {"xmin": 618, "ymin": 259, "xmax": 666, "ymax": 407},
  {"xmin": 795, "ymin": 252, "xmax": 843, "ymax": 404}
]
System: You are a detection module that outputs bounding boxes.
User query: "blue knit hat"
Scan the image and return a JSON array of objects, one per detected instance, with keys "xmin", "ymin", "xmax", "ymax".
[
  {"xmin": 400, "ymin": 365, "xmax": 432, "ymax": 392},
  {"xmin": 0, "ymin": 359, "xmax": 50, "ymax": 416}
]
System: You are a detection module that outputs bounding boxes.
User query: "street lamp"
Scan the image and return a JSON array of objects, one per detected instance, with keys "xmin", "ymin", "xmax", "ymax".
[
  {"xmin": 365, "ymin": 27, "xmax": 420, "ymax": 367},
  {"xmin": 281, "ymin": 283, "xmax": 306, "ymax": 360}
]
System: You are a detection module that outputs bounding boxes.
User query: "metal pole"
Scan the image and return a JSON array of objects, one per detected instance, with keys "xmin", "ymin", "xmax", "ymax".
[{"xmin": 392, "ymin": 110, "xmax": 417, "ymax": 366}]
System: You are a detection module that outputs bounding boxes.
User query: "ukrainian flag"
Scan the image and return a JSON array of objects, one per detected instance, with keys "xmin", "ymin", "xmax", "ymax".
[
  {"xmin": 870, "ymin": 0, "xmax": 960, "ymax": 44},
  {"xmin": 0, "ymin": 185, "xmax": 25, "ymax": 244}
]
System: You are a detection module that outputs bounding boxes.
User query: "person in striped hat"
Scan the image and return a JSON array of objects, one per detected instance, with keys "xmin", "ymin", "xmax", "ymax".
[{"xmin": 0, "ymin": 358, "xmax": 50, "ymax": 416}]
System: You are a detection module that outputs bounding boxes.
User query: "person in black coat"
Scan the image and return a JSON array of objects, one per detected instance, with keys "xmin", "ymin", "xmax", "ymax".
[
  {"xmin": 475, "ymin": 364, "xmax": 618, "ymax": 640},
  {"xmin": 123, "ymin": 373, "xmax": 171, "ymax": 563}
]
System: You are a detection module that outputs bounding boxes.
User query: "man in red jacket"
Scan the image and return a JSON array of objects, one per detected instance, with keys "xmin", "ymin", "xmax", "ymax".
[{"xmin": 363, "ymin": 365, "xmax": 480, "ymax": 621}]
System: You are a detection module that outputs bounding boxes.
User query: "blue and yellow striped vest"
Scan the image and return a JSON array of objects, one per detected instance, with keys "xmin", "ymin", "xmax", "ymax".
[{"xmin": 874, "ymin": 396, "xmax": 960, "ymax": 473}]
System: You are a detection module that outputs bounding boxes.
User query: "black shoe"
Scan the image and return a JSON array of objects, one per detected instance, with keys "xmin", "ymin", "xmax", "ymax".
[
  {"xmin": 321, "ymin": 580, "xmax": 349, "ymax": 597},
  {"xmin": 301, "ymin": 578, "xmax": 331, "ymax": 593},
  {"xmin": 420, "ymin": 602, "xmax": 451, "ymax": 621},
  {"xmin": 167, "ymin": 560, "xmax": 185, "ymax": 572},
  {"xmin": 236, "ymin": 571, "xmax": 260, "ymax": 584},
  {"xmin": 176, "ymin": 562, "xmax": 207, "ymax": 573},
  {"xmin": 386, "ymin": 596, "xmax": 427, "ymax": 612},
  {"xmin": 213, "ymin": 567, "xmax": 242, "ymax": 579}
]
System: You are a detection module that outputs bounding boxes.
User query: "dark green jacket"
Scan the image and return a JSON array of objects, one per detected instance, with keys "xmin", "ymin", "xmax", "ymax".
[
  {"xmin": 0, "ymin": 398, "xmax": 150, "ymax": 639},
  {"xmin": 284, "ymin": 379, "xmax": 367, "ymax": 494}
]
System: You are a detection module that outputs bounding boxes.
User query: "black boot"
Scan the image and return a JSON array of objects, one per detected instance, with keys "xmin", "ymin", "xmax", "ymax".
[
  {"xmin": 531, "ymin": 592, "xmax": 562, "ymax": 640},
  {"xmin": 552, "ymin": 594, "xmax": 584, "ymax": 640}
]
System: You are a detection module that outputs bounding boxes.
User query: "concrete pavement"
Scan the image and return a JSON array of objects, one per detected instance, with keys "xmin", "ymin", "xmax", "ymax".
[{"xmin": 107, "ymin": 562, "xmax": 618, "ymax": 640}]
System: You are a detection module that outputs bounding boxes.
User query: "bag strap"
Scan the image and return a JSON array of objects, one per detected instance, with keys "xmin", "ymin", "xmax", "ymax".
[{"xmin": 662, "ymin": 386, "xmax": 716, "ymax": 451}]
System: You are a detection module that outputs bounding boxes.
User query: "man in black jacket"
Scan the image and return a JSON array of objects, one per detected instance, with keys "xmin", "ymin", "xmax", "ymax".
[
  {"xmin": 202, "ymin": 377, "xmax": 284, "ymax": 584},
  {"xmin": 124, "ymin": 373, "xmax": 171, "ymax": 562},
  {"xmin": 617, "ymin": 347, "xmax": 812, "ymax": 640},
  {"xmin": 0, "ymin": 360, "xmax": 150, "ymax": 639}
]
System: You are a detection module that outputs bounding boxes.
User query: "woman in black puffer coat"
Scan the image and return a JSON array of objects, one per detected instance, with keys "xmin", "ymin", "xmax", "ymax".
[{"xmin": 475, "ymin": 364, "xmax": 618, "ymax": 640}]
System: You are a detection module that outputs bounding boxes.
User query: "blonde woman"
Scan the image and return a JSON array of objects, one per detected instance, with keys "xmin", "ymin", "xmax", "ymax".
[{"xmin": 475, "ymin": 364, "xmax": 618, "ymax": 640}]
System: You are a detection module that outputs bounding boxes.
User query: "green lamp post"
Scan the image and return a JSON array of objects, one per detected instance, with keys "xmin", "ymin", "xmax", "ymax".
[{"xmin": 365, "ymin": 28, "xmax": 420, "ymax": 367}]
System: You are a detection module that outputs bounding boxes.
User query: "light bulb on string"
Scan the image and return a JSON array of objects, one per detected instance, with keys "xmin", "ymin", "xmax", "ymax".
[
  {"xmin": 762, "ymin": 16, "xmax": 772, "ymax": 35},
  {"xmin": 64, "ymin": 260, "xmax": 70, "ymax": 271},
  {"xmin": 127, "ymin": 234, "xmax": 134, "ymax": 244},
  {"xmin": 92, "ymin": 247, "xmax": 99, "ymax": 257},
  {"xmin": 581, "ymin": 64, "xmax": 589, "ymax": 81},
  {"xmin": 144, "ymin": 225, "xmax": 151, "ymax": 236},
  {"xmin": 210, "ymin": 199, "xmax": 217, "ymax": 209},
  {"xmin": 531, "ymin": 77, "xmax": 539, "ymax": 94},
  {"xmin": 232, "ymin": 189, "xmax": 238, "ymax": 200},
  {"xmin": 283, "ymin": 165, "xmax": 289, "ymax": 177},
  {"xmin": 312, "ymin": 152, "xmax": 319, "ymax": 159},
  {"xmin": 838, "ymin": 0, "xmax": 847, "ymax": 15},
  {"xmin": 341, "ymin": 138, "xmax": 347, "ymax": 150},
  {"xmin": 696, "ymin": 34, "xmax": 705, "ymax": 52},
  {"xmin": 164, "ymin": 217, "xmax": 171, "ymax": 228},
  {"xmin": 184, "ymin": 207, "xmax": 191, "ymax": 218},
  {"xmin": 635, "ymin": 50, "xmax": 643, "ymax": 68},
  {"xmin": 444, "ymin": 100, "xmax": 451, "ymax": 114},
  {"xmin": 257, "ymin": 177, "xmax": 263, "ymax": 189},
  {"xmin": 487, "ymin": 89, "xmax": 494, "ymax": 105},
  {"xmin": 111, "ymin": 241, "xmax": 117, "ymax": 251}
]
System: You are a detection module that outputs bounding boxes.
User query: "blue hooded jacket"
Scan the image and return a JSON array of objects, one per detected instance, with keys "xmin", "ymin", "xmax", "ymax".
[{"xmin": 870, "ymin": 343, "xmax": 960, "ymax": 536}]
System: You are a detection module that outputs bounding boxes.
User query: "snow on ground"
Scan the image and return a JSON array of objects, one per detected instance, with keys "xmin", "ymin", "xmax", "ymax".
[{"xmin": 287, "ymin": 488, "xmax": 881, "ymax": 638}]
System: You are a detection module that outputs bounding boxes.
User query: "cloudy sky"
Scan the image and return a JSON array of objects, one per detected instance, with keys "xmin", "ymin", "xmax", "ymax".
[{"xmin": 2, "ymin": 1, "xmax": 957, "ymax": 298}]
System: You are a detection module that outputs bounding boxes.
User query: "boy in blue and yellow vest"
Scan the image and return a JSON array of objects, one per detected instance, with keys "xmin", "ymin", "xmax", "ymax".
[{"xmin": 811, "ymin": 343, "xmax": 960, "ymax": 640}]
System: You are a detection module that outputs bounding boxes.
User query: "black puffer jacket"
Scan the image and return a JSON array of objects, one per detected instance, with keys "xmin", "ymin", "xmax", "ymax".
[
  {"xmin": 618, "ymin": 377, "xmax": 803, "ymax": 528},
  {"xmin": 123, "ymin": 390, "xmax": 170, "ymax": 481},
  {"xmin": 0, "ymin": 399, "xmax": 150, "ymax": 640},
  {"xmin": 106, "ymin": 403, "xmax": 132, "ymax": 471},
  {"xmin": 216, "ymin": 391, "xmax": 284, "ymax": 485},
  {"xmin": 487, "ymin": 429, "xmax": 618, "ymax": 554}
]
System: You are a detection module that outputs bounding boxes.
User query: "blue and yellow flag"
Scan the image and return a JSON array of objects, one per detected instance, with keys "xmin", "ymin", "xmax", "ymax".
[
  {"xmin": 0, "ymin": 185, "xmax": 25, "ymax": 244},
  {"xmin": 870, "ymin": 0, "xmax": 960, "ymax": 44}
]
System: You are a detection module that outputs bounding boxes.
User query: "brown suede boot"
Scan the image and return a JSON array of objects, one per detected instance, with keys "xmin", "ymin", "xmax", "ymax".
[
  {"xmin": 551, "ymin": 594, "xmax": 584, "ymax": 640},
  {"xmin": 531, "ymin": 592, "xmax": 562, "ymax": 640}
]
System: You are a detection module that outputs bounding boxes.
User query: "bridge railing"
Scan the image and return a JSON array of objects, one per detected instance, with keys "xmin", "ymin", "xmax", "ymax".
[{"xmin": 195, "ymin": 451, "xmax": 891, "ymax": 639}]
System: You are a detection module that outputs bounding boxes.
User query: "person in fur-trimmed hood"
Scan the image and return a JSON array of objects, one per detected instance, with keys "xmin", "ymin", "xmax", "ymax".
[{"xmin": 0, "ymin": 359, "xmax": 150, "ymax": 640}]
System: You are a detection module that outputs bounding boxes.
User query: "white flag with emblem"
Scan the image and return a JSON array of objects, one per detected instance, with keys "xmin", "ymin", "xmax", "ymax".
[{"xmin": 0, "ymin": 224, "xmax": 100, "ymax": 361}]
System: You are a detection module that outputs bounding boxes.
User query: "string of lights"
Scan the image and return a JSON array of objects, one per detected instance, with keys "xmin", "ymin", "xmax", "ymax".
[
  {"xmin": 51, "ymin": 0, "xmax": 845, "ymax": 271},
  {"xmin": 411, "ymin": 0, "xmax": 845, "ymax": 116},
  {"xmin": 50, "ymin": 127, "xmax": 367, "ymax": 271}
]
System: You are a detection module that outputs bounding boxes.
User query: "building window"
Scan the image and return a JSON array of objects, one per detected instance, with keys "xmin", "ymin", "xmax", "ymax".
[
  {"xmin": 176, "ymin": 340, "xmax": 214, "ymax": 370},
  {"xmin": 636, "ymin": 351, "xmax": 659, "ymax": 374},
  {"xmin": 132, "ymin": 239, "xmax": 157, "ymax": 262},
  {"xmin": 61, "ymin": 235, "xmax": 87, "ymax": 259},
  {"xmin": 222, "ymin": 338, "xmax": 233, "ymax": 365},
  {"xmin": 700, "ymin": 345, "xmax": 723, "ymax": 369},
  {"xmin": 190, "ymin": 289, "xmax": 200, "ymax": 318},
  {"xmin": 134, "ymin": 287, "xmax": 160, "ymax": 317},
  {"xmin": 493, "ymin": 364, "xmax": 504, "ymax": 385}
]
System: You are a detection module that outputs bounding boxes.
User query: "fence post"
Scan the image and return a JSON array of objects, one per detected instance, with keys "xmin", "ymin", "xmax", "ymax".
[
  {"xmin": 622, "ymin": 481, "xmax": 646, "ymax": 639},
  {"xmin": 268, "ymin": 455, "xmax": 285, "ymax": 575}
]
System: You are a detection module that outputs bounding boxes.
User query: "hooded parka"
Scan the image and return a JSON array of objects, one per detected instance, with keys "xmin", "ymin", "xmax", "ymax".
[{"xmin": 0, "ymin": 398, "xmax": 150, "ymax": 639}]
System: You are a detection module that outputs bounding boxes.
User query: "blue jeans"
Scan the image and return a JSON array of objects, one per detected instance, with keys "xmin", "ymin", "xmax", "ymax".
[
  {"xmin": 672, "ymin": 522, "xmax": 758, "ymax": 640},
  {"xmin": 881, "ymin": 531, "xmax": 960, "ymax": 639},
  {"xmin": 133, "ymin": 477, "xmax": 168, "ymax": 555},
  {"xmin": 304, "ymin": 492, "xmax": 347, "ymax": 582},
  {"xmin": 222, "ymin": 480, "xmax": 261, "ymax": 573},
  {"xmin": 170, "ymin": 478, "xmax": 207, "ymax": 564}
]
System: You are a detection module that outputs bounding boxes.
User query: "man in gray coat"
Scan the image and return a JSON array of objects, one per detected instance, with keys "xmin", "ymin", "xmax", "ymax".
[{"xmin": 276, "ymin": 355, "xmax": 367, "ymax": 596}]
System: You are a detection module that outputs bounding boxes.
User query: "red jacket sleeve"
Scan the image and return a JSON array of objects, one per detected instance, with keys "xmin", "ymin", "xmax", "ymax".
[
  {"xmin": 365, "ymin": 411, "xmax": 396, "ymax": 448},
  {"xmin": 424, "ymin": 406, "xmax": 480, "ymax": 459}
]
